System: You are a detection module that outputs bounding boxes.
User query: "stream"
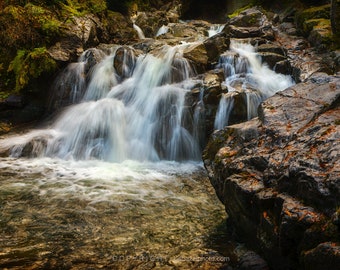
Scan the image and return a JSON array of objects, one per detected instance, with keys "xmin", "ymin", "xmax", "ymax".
[
  {"xmin": 0, "ymin": 20, "xmax": 295, "ymax": 268},
  {"xmin": 0, "ymin": 158, "xmax": 239, "ymax": 269}
]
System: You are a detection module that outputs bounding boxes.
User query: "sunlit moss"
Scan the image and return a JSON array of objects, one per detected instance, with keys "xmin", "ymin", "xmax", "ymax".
[
  {"xmin": 25, "ymin": 3, "xmax": 62, "ymax": 38},
  {"xmin": 227, "ymin": 4, "xmax": 253, "ymax": 19},
  {"xmin": 59, "ymin": 0, "xmax": 106, "ymax": 17},
  {"xmin": 8, "ymin": 47, "xmax": 57, "ymax": 92}
]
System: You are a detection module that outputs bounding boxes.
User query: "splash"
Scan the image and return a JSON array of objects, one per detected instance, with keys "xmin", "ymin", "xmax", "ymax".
[
  {"xmin": 133, "ymin": 23, "xmax": 146, "ymax": 39},
  {"xmin": 208, "ymin": 24, "xmax": 225, "ymax": 37},
  {"xmin": 1, "ymin": 44, "xmax": 202, "ymax": 162},
  {"xmin": 214, "ymin": 40, "xmax": 295, "ymax": 129},
  {"xmin": 156, "ymin": 25, "xmax": 169, "ymax": 37}
]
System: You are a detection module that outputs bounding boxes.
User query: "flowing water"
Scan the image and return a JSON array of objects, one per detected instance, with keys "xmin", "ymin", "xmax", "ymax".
[
  {"xmin": 214, "ymin": 40, "xmax": 295, "ymax": 128},
  {"xmin": 0, "ymin": 41, "xmax": 240, "ymax": 269},
  {"xmin": 0, "ymin": 158, "xmax": 237, "ymax": 269},
  {"xmin": 133, "ymin": 24, "xmax": 146, "ymax": 39},
  {"xmin": 0, "ymin": 34, "xmax": 294, "ymax": 269}
]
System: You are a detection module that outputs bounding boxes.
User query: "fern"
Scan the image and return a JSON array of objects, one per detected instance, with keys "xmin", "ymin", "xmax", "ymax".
[{"xmin": 8, "ymin": 47, "xmax": 56, "ymax": 92}]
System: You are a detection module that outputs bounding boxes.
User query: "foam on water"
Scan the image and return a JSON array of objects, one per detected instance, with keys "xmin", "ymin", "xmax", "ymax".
[
  {"xmin": 214, "ymin": 40, "xmax": 295, "ymax": 129},
  {"xmin": 0, "ymin": 157, "xmax": 203, "ymax": 205}
]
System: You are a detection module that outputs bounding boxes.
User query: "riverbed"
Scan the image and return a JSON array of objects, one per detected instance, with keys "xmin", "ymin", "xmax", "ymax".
[{"xmin": 0, "ymin": 158, "xmax": 241, "ymax": 269}]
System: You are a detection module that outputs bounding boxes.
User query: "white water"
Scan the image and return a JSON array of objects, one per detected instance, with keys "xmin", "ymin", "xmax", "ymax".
[
  {"xmin": 214, "ymin": 40, "xmax": 295, "ymax": 129},
  {"xmin": 1, "ymin": 44, "xmax": 202, "ymax": 162},
  {"xmin": 133, "ymin": 23, "xmax": 146, "ymax": 39},
  {"xmin": 156, "ymin": 25, "xmax": 169, "ymax": 37},
  {"xmin": 0, "ymin": 157, "xmax": 202, "ymax": 204},
  {"xmin": 208, "ymin": 24, "xmax": 224, "ymax": 37},
  {"xmin": 214, "ymin": 93, "xmax": 235, "ymax": 130}
]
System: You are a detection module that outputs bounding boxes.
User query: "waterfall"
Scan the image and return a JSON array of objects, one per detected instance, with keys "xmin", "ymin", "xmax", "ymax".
[
  {"xmin": 156, "ymin": 25, "xmax": 169, "ymax": 37},
  {"xmin": 193, "ymin": 87, "xmax": 206, "ymax": 148},
  {"xmin": 213, "ymin": 40, "xmax": 294, "ymax": 129},
  {"xmin": 133, "ymin": 23, "xmax": 146, "ymax": 39},
  {"xmin": 214, "ymin": 93, "xmax": 235, "ymax": 130},
  {"xmin": 208, "ymin": 24, "xmax": 224, "ymax": 37},
  {"xmin": 230, "ymin": 41, "xmax": 294, "ymax": 97},
  {"xmin": 83, "ymin": 54, "xmax": 119, "ymax": 101},
  {"xmin": 2, "ymin": 44, "xmax": 202, "ymax": 162}
]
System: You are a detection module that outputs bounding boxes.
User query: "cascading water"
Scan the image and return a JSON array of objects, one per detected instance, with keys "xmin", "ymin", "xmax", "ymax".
[
  {"xmin": 208, "ymin": 24, "xmax": 224, "ymax": 37},
  {"xmin": 1, "ymin": 44, "xmax": 201, "ymax": 162},
  {"xmin": 214, "ymin": 93, "xmax": 235, "ymax": 130},
  {"xmin": 0, "ymin": 26, "xmax": 296, "ymax": 268},
  {"xmin": 133, "ymin": 23, "xmax": 146, "ymax": 39},
  {"xmin": 213, "ymin": 40, "xmax": 295, "ymax": 128},
  {"xmin": 0, "ymin": 40, "xmax": 236, "ymax": 269},
  {"xmin": 156, "ymin": 25, "xmax": 169, "ymax": 37}
]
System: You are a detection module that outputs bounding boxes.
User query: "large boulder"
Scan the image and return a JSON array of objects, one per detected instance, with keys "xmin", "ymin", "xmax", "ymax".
[
  {"xmin": 227, "ymin": 7, "xmax": 275, "ymax": 40},
  {"xmin": 295, "ymin": 3, "xmax": 339, "ymax": 51},
  {"xmin": 48, "ymin": 11, "xmax": 137, "ymax": 63},
  {"xmin": 203, "ymin": 73, "xmax": 340, "ymax": 269}
]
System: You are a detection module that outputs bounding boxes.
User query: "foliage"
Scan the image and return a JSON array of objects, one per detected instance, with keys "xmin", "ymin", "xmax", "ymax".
[
  {"xmin": 8, "ymin": 47, "xmax": 57, "ymax": 92},
  {"xmin": 59, "ymin": 0, "xmax": 106, "ymax": 17},
  {"xmin": 25, "ymin": 3, "xmax": 62, "ymax": 38},
  {"xmin": 0, "ymin": 4, "xmax": 62, "ymax": 50}
]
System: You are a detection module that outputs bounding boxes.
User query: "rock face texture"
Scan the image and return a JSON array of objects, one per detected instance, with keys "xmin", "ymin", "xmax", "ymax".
[{"xmin": 203, "ymin": 73, "xmax": 340, "ymax": 269}]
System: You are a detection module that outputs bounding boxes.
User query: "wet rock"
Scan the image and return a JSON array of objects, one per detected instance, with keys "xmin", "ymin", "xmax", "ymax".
[
  {"xmin": 183, "ymin": 43, "xmax": 209, "ymax": 72},
  {"xmin": 229, "ymin": 7, "xmax": 265, "ymax": 28},
  {"xmin": 48, "ymin": 36, "xmax": 83, "ymax": 63},
  {"xmin": 274, "ymin": 60, "xmax": 292, "ymax": 75},
  {"xmin": 48, "ymin": 14, "xmax": 103, "ymax": 63},
  {"xmin": 203, "ymin": 74, "xmax": 340, "ymax": 269},
  {"xmin": 0, "ymin": 122, "xmax": 12, "ymax": 135},
  {"xmin": 204, "ymin": 32, "xmax": 230, "ymax": 66},
  {"xmin": 227, "ymin": 7, "xmax": 274, "ymax": 40},
  {"xmin": 2, "ymin": 95, "xmax": 26, "ymax": 108},
  {"xmin": 256, "ymin": 43, "xmax": 286, "ymax": 56},
  {"xmin": 295, "ymin": 4, "xmax": 336, "ymax": 51},
  {"xmin": 279, "ymin": 22, "xmax": 297, "ymax": 35},
  {"xmin": 258, "ymin": 52, "xmax": 286, "ymax": 70},
  {"xmin": 171, "ymin": 23, "xmax": 202, "ymax": 39},
  {"xmin": 47, "ymin": 12, "xmax": 136, "ymax": 64},
  {"xmin": 238, "ymin": 251, "xmax": 269, "ymax": 270},
  {"xmin": 134, "ymin": 11, "xmax": 169, "ymax": 38},
  {"xmin": 202, "ymin": 73, "xmax": 224, "ymax": 105},
  {"xmin": 303, "ymin": 242, "xmax": 340, "ymax": 270},
  {"xmin": 114, "ymin": 46, "xmax": 137, "ymax": 80},
  {"xmin": 308, "ymin": 20, "xmax": 333, "ymax": 51}
]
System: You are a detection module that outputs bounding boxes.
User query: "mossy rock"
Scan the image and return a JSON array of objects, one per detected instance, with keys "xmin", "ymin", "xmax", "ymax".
[
  {"xmin": 300, "ymin": 4, "xmax": 331, "ymax": 20},
  {"xmin": 229, "ymin": 7, "xmax": 264, "ymax": 28},
  {"xmin": 8, "ymin": 47, "xmax": 57, "ymax": 93},
  {"xmin": 303, "ymin": 18, "xmax": 331, "ymax": 34},
  {"xmin": 305, "ymin": 19, "xmax": 338, "ymax": 50},
  {"xmin": 296, "ymin": 4, "xmax": 331, "ymax": 32}
]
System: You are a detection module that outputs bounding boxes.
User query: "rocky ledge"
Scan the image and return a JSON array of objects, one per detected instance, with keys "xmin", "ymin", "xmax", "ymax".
[{"xmin": 203, "ymin": 73, "xmax": 340, "ymax": 269}]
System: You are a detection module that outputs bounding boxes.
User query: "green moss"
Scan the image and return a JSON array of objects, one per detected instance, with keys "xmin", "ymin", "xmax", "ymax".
[
  {"xmin": 59, "ymin": 0, "xmax": 106, "ymax": 17},
  {"xmin": 59, "ymin": 0, "xmax": 86, "ymax": 17},
  {"xmin": 304, "ymin": 18, "xmax": 331, "ymax": 34},
  {"xmin": 0, "ymin": 91, "xmax": 11, "ymax": 100},
  {"xmin": 296, "ymin": 4, "xmax": 331, "ymax": 31},
  {"xmin": 303, "ymin": 4, "xmax": 331, "ymax": 19},
  {"xmin": 8, "ymin": 47, "xmax": 56, "ymax": 92},
  {"xmin": 87, "ymin": 0, "xmax": 106, "ymax": 13},
  {"xmin": 227, "ymin": 4, "xmax": 253, "ymax": 19},
  {"xmin": 25, "ymin": 3, "xmax": 62, "ymax": 38},
  {"xmin": 3, "ymin": 5, "xmax": 23, "ymax": 19}
]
